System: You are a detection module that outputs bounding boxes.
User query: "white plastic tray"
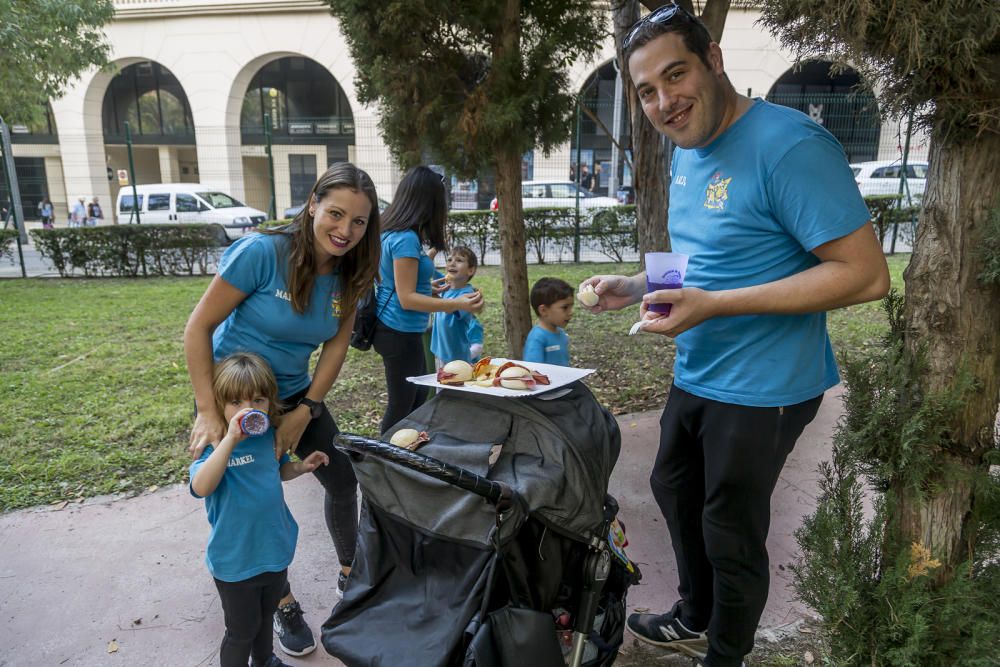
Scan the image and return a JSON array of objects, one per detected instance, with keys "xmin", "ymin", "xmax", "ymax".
[{"xmin": 406, "ymin": 358, "xmax": 595, "ymax": 398}]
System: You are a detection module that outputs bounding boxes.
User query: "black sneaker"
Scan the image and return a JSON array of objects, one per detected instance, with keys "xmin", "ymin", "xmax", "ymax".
[
  {"xmin": 626, "ymin": 601, "xmax": 708, "ymax": 658},
  {"xmin": 272, "ymin": 600, "xmax": 316, "ymax": 656},
  {"xmin": 252, "ymin": 654, "xmax": 292, "ymax": 667},
  {"xmin": 336, "ymin": 570, "xmax": 348, "ymax": 597}
]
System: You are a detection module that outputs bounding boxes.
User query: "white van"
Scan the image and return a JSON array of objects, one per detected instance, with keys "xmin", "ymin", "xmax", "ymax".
[{"xmin": 116, "ymin": 184, "xmax": 268, "ymax": 241}]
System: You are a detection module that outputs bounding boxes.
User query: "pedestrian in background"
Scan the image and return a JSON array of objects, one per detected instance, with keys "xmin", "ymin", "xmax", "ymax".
[
  {"xmin": 578, "ymin": 163, "xmax": 594, "ymax": 192},
  {"xmin": 70, "ymin": 197, "xmax": 87, "ymax": 228},
  {"xmin": 87, "ymin": 196, "xmax": 105, "ymax": 226},
  {"xmin": 39, "ymin": 198, "xmax": 54, "ymax": 229},
  {"xmin": 591, "ymin": 163, "xmax": 604, "ymax": 194}
]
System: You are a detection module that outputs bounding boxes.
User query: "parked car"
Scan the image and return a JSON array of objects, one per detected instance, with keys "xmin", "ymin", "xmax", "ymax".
[
  {"xmin": 850, "ymin": 160, "xmax": 928, "ymax": 203},
  {"xmin": 283, "ymin": 197, "xmax": 391, "ymax": 220},
  {"xmin": 489, "ymin": 180, "xmax": 619, "ymax": 211},
  {"xmin": 116, "ymin": 184, "xmax": 266, "ymax": 241}
]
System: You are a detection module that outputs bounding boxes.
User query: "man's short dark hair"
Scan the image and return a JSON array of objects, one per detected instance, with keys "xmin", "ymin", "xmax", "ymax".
[
  {"xmin": 622, "ymin": 4, "xmax": 714, "ymax": 70},
  {"xmin": 530, "ymin": 277, "xmax": 574, "ymax": 316},
  {"xmin": 448, "ymin": 245, "xmax": 478, "ymax": 270}
]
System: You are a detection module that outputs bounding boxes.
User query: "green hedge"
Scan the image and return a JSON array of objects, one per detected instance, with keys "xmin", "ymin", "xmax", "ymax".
[
  {"xmin": 447, "ymin": 206, "xmax": 636, "ymax": 264},
  {"xmin": 864, "ymin": 194, "xmax": 920, "ymax": 247},
  {"xmin": 258, "ymin": 219, "xmax": 290, "ymax": 230},
  {"xmin": 30, "ymin": 224, "xmax": 228, "ymax": 277},
  {"xmin": 1, "ymin": 228, "xmax": 17, "ymax": 264},
  {"xmin": 448, "ymin": 210, "xmax": 497, "ymax": 262}
]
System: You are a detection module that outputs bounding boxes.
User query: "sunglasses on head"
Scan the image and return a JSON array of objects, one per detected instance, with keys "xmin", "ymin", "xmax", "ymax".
[{"xmin": 622, "ymin": 3, "xmax": 689, "ymax": 53}]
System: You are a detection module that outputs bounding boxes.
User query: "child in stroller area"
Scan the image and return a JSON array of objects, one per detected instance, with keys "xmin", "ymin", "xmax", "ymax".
[{"xmin": 189, "ymin": 353, "xmax": 329, "ymax": 667}]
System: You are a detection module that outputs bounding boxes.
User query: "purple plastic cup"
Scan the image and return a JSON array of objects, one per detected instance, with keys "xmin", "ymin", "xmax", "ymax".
[
  {"xmin": 239, "ymin": 409, "xmax": 270, "ymax": 436},
  {"xmin": 645, "ymin": 252, "xmax": 689, "ymax": 315}
]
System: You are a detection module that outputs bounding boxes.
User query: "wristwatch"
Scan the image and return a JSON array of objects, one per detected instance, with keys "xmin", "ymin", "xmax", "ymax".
[{"xmin": 297, "ymin": 397, "xmax": 323, "ymax": 419}]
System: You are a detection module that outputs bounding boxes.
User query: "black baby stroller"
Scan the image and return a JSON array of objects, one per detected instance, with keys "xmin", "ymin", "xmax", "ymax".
[{"xmin": 321, "ymin": 381, "xmax": 641, "ymax": 667}]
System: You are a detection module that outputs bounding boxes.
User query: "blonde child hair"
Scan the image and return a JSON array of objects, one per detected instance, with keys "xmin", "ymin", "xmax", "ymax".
[{"xmin": 212, "ymin": 352, "xmax": 283, "ymax": 429}]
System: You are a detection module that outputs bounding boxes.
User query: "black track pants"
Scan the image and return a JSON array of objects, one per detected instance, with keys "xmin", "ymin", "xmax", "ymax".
[{"xmin": 650, "ymin": 385, "xmax": 822, "ymax": 667}]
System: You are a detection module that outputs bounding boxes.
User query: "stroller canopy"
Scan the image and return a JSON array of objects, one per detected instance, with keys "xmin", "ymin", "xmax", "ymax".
[{"xmin": 351, "ymin": 381, "xmax": 621, "ymax": 547}]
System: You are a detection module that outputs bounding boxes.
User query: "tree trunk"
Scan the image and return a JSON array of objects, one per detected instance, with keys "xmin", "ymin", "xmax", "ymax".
[
  {"xmin": 491, "ymin": 0, "xmax": 532, "ymax": 357},
  {"xmin": 898, "ymin": 129, "xmax": 1000, "ymax": 574},
  {"xmin": 495, "ymin": 149, "xmax": 532, "ymax": 357},
  {"xmin": 892, "ymin": 472, "xmax": 975, "ymax": 584},
  {"xmin": 612, "ymin": 0, "xmax": 669, "ymax": 266},
  {"xmin": 688, "ymin": 0, "xmax": 732, "ymax": 42}
]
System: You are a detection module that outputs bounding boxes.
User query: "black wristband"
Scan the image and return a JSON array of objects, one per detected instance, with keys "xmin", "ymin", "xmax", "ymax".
[{"xmin": 298, "ymin": 397, "xmax": 323, "ymax": 419}]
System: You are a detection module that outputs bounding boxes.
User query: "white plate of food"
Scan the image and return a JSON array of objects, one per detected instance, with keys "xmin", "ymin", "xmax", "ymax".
[{"xmin": 407, "ymin": 357, "xmax": 595, "ymax": 398}]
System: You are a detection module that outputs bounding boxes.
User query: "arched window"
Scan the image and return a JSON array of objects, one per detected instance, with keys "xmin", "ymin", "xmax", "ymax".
[
  {"xmin": 240, "ymin": 57, "xmax": 354, "ymax": 141},
  {"xmin": 102, "ymin": 61, "xmax": 194, "ymax": 142},
  {"xmin": 766, "ymin": 62, "xmax": 880, "ymax": 163},
  {"xmin": 8, "ymin": 104, "xmax": 58, "ymax": 143},
  {"xmin": 571, "ymin": 61, "xmax": 632, "ymax": 196}
]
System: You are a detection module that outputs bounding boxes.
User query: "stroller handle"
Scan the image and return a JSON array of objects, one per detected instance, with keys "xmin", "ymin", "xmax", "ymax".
[{"xmin": 334, "ymin": 433, "xmax": 513, "ymax": 508}]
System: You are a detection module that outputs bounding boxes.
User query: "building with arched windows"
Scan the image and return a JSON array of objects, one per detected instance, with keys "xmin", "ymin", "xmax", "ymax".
[{"xmin": 5, "ymin": 0, "xmax": 927, "ymax": 222}]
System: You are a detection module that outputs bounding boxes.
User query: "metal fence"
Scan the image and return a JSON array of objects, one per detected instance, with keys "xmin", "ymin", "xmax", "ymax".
[{"xmin": 3, "ymin": 93, "xmax": 929, "ymax": 269}]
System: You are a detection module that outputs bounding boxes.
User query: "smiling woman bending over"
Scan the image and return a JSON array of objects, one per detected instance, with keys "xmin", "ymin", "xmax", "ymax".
[{"xmin": 184, "ymin": 162, "xmax": 381, "ymax": 658}]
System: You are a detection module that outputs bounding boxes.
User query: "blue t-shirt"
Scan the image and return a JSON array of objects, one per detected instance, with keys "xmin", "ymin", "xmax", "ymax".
[
  {"xmin": 523, "ymin": 324, "xmax": 570, "ymax": 367},
  {"xmin": 430, "ymin": 285, "xmax": 484, "ymax": 363},
  {"xmin": 668, "ymin": 99, "xmax": 871, "ymax": 407},
  {"xmin": 190, "ymin": 430, "xmax": 298, "ymax": 583},
  {"xmin": 213, "ymin": 233, "xmax": 342, "ymax": 399},
  {"xmin": 376, "ymin": 230, "xmax": 435, "ymax": 333}
]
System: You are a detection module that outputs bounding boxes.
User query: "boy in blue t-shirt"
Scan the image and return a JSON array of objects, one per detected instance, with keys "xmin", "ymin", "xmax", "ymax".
[
  {"xmin": 430, "ymin": 246, "xmax": 484, "ymax": 365},
  {"xmin": 190, "ymin": 353, "xmax": 329, "ymax": 667},
  {"xmin": 523, "ymin": 277, "xmax": 574, "ymax": 366}
]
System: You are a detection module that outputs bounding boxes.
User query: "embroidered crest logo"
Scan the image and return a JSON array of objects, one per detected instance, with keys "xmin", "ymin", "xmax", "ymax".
[
  {"xmin": 704, "ymin": 172, "xmax": 732, "ymax": 210},
  {"xmin": 331, "ymin": 292, "xmax": 343, "ymax": 318}
]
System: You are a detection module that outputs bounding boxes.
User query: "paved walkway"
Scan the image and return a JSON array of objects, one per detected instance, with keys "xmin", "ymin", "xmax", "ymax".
[{"xmin": 0, "ymin": 389, "xmax": 842, "ymax": 666}]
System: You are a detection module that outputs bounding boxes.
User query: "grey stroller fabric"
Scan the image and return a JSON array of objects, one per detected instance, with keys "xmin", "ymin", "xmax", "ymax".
[
  {"xmin": 355, "ymin": 381, "xmax": 621, "ymax": 545},
  {"xmin": 323, "ymin": 381, "xmax": 628, "ymax": 667}
]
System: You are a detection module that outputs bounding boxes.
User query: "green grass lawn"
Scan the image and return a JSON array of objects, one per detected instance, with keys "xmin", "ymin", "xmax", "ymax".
[{"xmin": 0, "ymin": 255, "xmax": 910, "ymax": 511}]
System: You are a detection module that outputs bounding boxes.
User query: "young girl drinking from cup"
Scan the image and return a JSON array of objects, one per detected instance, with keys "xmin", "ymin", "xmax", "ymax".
[{"xmin": 190, "ymin": 352, "xmax": 329, "ymax": 667}]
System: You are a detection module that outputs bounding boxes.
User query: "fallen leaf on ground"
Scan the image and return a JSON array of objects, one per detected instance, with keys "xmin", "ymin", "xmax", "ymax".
[
  {"xmin": 53, "ymin": 501, "xmax": 69, "ymax": 510},
  {"xmin": 107, "ymin": 640, "xmax": 119, "ymax": 653},
  {"xmin": 804, "ymin": 650, "xmax": 815, "ymax": 664},
  {"xmin": 147, "ymin": 485, "xmax": 158, "ymax": 493}
]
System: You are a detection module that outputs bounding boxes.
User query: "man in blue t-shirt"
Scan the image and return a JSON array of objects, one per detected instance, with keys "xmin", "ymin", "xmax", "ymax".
[{"xmin": 581, "ymin": 7, "xmax": 889, "ymax": 667}]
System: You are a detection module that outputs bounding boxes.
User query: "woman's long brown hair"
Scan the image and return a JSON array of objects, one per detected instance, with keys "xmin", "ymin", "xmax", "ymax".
[{"xmin": 262, "ymin": 162, "xmax": 381, "ymax": 320}]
